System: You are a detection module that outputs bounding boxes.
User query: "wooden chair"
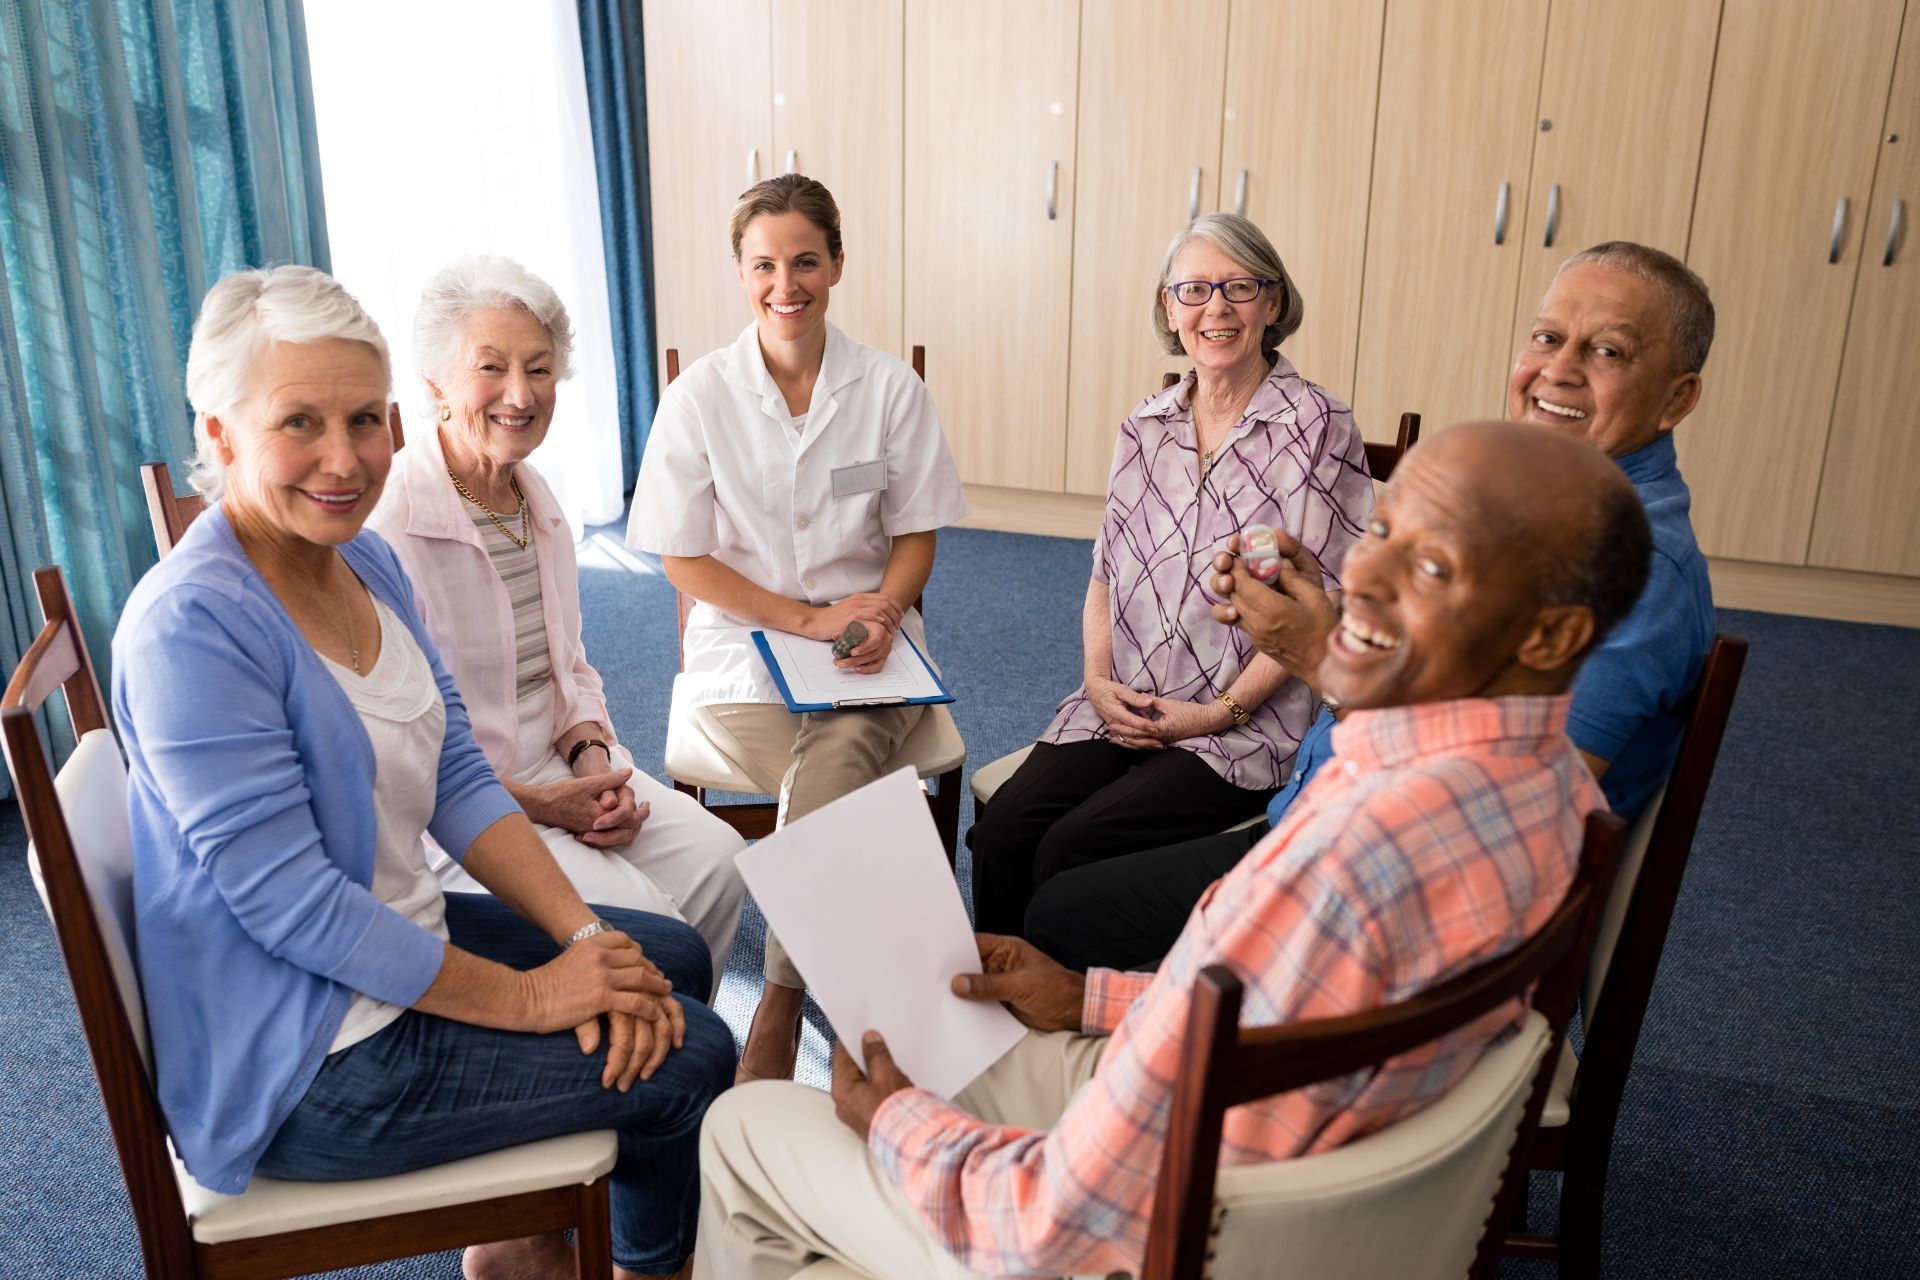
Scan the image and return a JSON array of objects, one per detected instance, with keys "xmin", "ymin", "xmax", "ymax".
[
  {"xmin": 657, "ymin": 345, "xmax": 967, "ymax": 860},
  {"xmin": 1156, "ymin": 370, "xmax": 1421, "ymax": 479},
  {"xmin": 2, "ymin": 564, "xmax": 618, "ymax": 1279},
  {"xmin": 1142, "ymin": 809, "xmax": 1626, "ymax": 1280},
  {"xmin": 140, "ymin": 402, "xmax": 406, "ymax": 556},
  {"xmin": 1506, "ymin": 634, "xmax": 1749, "ymax": 1277},
  {"xmin": 791, "ymin": 810, "xmax": 1625, "ymax": 1280}
]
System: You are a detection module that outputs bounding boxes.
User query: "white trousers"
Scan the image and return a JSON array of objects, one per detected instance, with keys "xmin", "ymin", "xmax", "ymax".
[
  {"xmin": 432, "ymin": 687, "xmax": 748, "ymax": 974},
  {"xmin": 694, "ymin": 1031, "xmax": 1114, "ymax": 1280}
]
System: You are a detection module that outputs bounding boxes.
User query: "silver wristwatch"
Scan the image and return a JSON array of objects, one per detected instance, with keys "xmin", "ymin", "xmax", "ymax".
[{"xmin": 566, "ymin": 918, "xmax": 613, "ymax": 946}]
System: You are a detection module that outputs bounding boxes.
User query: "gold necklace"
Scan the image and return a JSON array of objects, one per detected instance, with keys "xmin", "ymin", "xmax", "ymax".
[{"xmin": 448, "ymin": 467, "xmax": 530, "ymax": 550}]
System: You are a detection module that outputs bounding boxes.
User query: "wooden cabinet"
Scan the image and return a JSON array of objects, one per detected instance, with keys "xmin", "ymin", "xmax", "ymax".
[
  {"xmin": 1062, "ymin": 0, "xmax": 1229, "ymax": 496},
  {"xmin": 1217, "ymin": 0, "xmax": 1384, "ymax": 412},
  {"xmin": 1349, "ymin": 0, "xmax": 1548, "ymax": 438},
  {"xmin": 1507, "ymin": 0, "xmax": 1719, "ymax": 347},
  {"xmin": 1808, "ymin": 12, "xmax": 1920, "ymax": 576},
  {"xmin": 770, "ymin": 0, "xmax": 904, "ymax": 356},
  {"xmin": 1678, "ymin": 0, "xmax": 1906, "ymax": 565},
  {"xmin": 643, "ymin": 1, "xmax": 772, "ymax": 377},
  {"xmin": 905, "ymin": 0, "xmax": 1079, "ymax": 491}
]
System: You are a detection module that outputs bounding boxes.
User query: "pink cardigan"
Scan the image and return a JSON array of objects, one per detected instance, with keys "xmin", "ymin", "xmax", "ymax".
[{"xmin": 367, "ymin": 426, "xmax": 615, "ymax": 776}]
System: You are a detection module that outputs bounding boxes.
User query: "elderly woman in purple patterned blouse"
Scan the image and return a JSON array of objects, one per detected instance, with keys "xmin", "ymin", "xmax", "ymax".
[{"xmin": 968, "ymin": 213, "xmax": 1375, "ymax": 937}]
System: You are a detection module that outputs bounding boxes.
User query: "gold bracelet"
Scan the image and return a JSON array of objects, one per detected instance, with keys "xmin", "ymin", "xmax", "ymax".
[{"xmin": 1217, "ymin": 692, "xmax": 1250, "ymax": 728}]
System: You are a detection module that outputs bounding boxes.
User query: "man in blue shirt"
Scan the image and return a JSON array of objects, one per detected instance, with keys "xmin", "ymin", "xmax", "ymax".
[{"xmin": 1026, "ymin": 241, "xmax": 1716, "ymax": 971}]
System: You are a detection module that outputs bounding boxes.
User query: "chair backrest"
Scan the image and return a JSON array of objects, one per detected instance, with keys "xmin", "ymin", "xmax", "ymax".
[
  {"xmin": 139, "ymin": 402, "xmax": 407, "ymax": 557},
  {"xmin": 1155, "ymin": 371, "xmax": 1418, "ymax": 481},
  {"xmin": 1, "ymin": 566, "xmax": 196, "ymax": 1273},
  {"xmin": 1571, "ymin": 633, "xmax": 1747, "ymax": 1101},
  {"xmin": 663, "ymin": 346, "xmax": 927, "ymax": 669},
  {"xmin": 1142, "ymin": 809, "xmax": 1627, "ymax": 1280}
]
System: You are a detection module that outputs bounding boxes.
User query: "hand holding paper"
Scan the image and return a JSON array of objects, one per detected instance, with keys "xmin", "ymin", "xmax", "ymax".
[{"xmin": 734, "ymin": 768, "xmax": 1026, "ymax": 1098}]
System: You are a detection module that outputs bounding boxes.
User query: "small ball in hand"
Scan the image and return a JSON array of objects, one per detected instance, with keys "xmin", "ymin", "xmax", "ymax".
[{"xmin": 832, "ymin": 620, "xmax": 869, "ymax": 660}]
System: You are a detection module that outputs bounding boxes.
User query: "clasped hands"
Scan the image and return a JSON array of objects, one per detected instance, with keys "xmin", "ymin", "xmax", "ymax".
[
  {"xmin": 806, "ymin": 592, "xmax": 904, "ymax": 675},
  {"xmin": 525, "ymin": 929, "xmax": 685, "ymax": 1092},
  {"xmin": 832, "ymin": 932, "xmax": 1085, "ymax": 1139},
  {"xmin": 527, "ymin": 756, "xmax": 647, "ymax": 850}
]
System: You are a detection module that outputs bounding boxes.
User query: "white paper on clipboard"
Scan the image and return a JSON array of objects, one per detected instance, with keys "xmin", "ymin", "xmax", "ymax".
[
  {"xmin": 753, "ymin": 629, "xmax": 951, "ymax": 709},
  {"xmin": 733, "ymin": 768, "xmax": 1025, "ymax": 1097}
]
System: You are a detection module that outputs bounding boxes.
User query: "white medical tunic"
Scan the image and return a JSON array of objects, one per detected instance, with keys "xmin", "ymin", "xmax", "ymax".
[{"xmin": 627, "ymin": 322, "xmax": 970, "ymax": 711}]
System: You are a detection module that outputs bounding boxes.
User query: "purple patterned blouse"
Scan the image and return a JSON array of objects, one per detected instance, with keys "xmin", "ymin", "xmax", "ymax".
[{"xmin": 1040, "ymin": 356, "xmax": 1374, "ymax": 790}]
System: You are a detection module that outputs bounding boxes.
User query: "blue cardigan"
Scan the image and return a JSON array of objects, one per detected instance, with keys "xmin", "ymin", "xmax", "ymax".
[{"xmin": 111, "ymin": 506, "xmax": 520, "ymax": 1193}]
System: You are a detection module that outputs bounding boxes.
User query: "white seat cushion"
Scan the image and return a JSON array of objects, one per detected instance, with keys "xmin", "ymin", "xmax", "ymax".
[
  {"xmin": 668, "ymin": 703, "xmax": 964, "ymax": 793},
  {"xmin": 969, "ymin": 745, "xmax": 1033, "ymax": 806},
  {"xmin": 179, "ymin": 1129, "xmax": 618, "ymax": 1243}
]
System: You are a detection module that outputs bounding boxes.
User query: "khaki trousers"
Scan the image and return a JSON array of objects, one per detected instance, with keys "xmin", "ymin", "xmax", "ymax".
[
  {"xmin": 689, "ymin": 702, "xmax": 926, "ymax": 988},
  {"xmin": 694, "ymin": 1030, "xmax": 1113, "ymax": 1280}
]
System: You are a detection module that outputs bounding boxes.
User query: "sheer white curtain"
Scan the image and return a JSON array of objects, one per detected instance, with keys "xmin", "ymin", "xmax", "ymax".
[{"xmin": 303, "ymin": 0, "xmax": 625, "ymax": 529}]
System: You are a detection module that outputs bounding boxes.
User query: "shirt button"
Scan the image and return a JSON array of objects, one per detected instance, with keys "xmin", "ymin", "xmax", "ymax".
[
  {"xmin": 1343, "ymin": 761, "xmax": 1360, "ymax": 778},
  {"xmin": 803, "ymin": 576, "xmax": 817, "ymax": 591},
  {"xmin": 796, "ymin": 516, "xmax": 810, "ymax": 531}
]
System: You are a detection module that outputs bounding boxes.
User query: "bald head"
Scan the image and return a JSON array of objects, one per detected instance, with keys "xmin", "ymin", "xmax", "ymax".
[
  {"xmin": 1417, "ymin": 421, "xmax": 1651, "ymax": 651},
  {"xmin": 1318, "ymin": 421, "xmax": 1651, "ymax": 712}
]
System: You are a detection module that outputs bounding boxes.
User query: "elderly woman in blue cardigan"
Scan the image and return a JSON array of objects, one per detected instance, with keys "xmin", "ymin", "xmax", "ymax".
[{"xmin": 112, "ymin": 265, "xmax": 730, "ymax": 1280}]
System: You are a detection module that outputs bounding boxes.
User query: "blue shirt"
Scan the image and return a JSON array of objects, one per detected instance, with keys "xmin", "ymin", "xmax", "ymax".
[
  {"xmin": 113, "ymin": 506, "xmax": 519, "ymax": 1193},
  {"xmin": 1266, "ymin": 433, "xmax": 1713, "ymax": 829}
]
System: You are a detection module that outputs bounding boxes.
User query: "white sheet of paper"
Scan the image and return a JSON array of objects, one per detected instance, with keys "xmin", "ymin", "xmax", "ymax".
[
  {"xmin": 733, "ymin": 768, "xmax": 1026, "ymax": 1098},
  {"xmin": 756, "ymin": 629, "xmax": 946, "ymax": 707}
]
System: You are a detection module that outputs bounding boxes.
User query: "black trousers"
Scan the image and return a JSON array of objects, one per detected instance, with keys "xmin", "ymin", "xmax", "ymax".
[
  {"xmin": 966, "ymin": 739, "xmax": 1274, "ymax": 938},
  {"xmin": 1022, "ymin": 822, "xmax": 1269, "ymax": 972}
]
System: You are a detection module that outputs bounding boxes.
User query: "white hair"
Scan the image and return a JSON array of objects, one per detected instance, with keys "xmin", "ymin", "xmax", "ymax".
[
  {"xmin": 183, "ymin": 265, "xmax": 391, "ymax": 500},
  {"xmin": 1151, "ymin": 213, "xmax": 1305, "ymax": 358},
  {"xmin": 412, "ymin": 255, "xmax": 575, "ymax": 419}
]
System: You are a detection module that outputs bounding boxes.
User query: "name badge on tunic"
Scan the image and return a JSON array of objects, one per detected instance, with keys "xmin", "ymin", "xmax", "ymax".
[{"xmin": 830, "ymin": 458, "xmax": 888, "ymax": 499}]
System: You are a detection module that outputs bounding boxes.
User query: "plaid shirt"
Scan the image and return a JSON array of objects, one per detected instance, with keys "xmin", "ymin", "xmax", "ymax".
[{"xmin": 870, "ymin": 694, "xmax": 1601, "ymax": 1277}]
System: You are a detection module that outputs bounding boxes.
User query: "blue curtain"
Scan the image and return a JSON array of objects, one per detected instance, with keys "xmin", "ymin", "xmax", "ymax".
[
  {"xmin": 576, "ymin": 0, "xmax": 658, "ymax": 494},
  {"xmin": 0, "ymin": 0, "xmax": 328, "ymax": 791}
]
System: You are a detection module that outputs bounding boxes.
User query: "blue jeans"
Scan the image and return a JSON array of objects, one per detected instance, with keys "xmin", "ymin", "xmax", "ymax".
[{"xmin": 257, "ymin": 894, "xmax": 737, "ymax": 1272}]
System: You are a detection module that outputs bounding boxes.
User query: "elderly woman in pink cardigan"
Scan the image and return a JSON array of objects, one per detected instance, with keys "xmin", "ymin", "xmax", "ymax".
[{"xmin": 369, "ymin": 255, "xmax": 745, "ymax": 974}]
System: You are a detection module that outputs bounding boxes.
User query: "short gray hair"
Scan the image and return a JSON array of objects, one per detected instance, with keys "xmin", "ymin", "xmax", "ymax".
[
  {"xmin": 413, "ymin": 255, "xmax": 575, "ymax": 417},
  {"xmin": 183, "ymin": 265, "xmax": 391, "ymax": 500},
  {"xmin": 1151, "ymin": 213, "xmax": 1305, "ymax": 358},
  {"xmin": 1553, "ymin": 241, "xmax": 1716, "ymax": 374}
]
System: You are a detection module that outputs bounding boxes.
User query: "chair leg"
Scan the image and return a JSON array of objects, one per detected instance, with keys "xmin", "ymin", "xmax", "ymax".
[
  {"xmin": 930, "ymin": 765, "xmax": 962, "ymax": 868},
  {"xmin": 1556, "ymin": 1139, "xmax": 1613, "ymax": 1280},
  {"xmin": 574, "ymin": 1177, "xmax": 613, "ymax": 1279}
]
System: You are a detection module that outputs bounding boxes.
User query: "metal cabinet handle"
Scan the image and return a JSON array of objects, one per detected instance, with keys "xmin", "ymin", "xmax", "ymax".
[
  {"xmin": 785, "ymin": 148, "xmax": 797, "ymax": 175},
  {"xmin": 1495, "ymin": 181, "xmax": 1511, "ymax": 245},
  {"xmin": 1189, "ymin": 166, "xmax": 1202, "ymax": 220},
  {"xmin": 1885, "ymin": 198, "xmax": 1906, "ymax": 266},
  {"xmin": 746, "ymin": 148, "xmax": 759, "ymax": 186},
  {"xmin": 1234, "ymin": 168, "xmax": 1248, "ymax": 217},
  {"xmin": 1829, "ymin": 196, "xmax": 1850, "ymax": 263},
  {"xmin": 1544, "ymin": 182, "xmax": 1562, "ymax": 248},
  {"xmin": 1046, "ymin": 160, "xmax": 1059, "ymax": 221}
]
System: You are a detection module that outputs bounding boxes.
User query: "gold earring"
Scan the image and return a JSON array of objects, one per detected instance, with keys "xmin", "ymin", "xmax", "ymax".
[{"xmin": 439, "ymin": 406, "xmax": 452, "ymax": 422}]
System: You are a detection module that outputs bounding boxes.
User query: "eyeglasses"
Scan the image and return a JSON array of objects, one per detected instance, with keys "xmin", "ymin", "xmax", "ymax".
[{"xmin": 1167, "ymin": 277, "xmax": 1278, "ymax": 306}]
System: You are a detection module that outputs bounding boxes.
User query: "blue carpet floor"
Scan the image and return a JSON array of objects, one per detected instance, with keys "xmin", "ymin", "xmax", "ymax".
[{"xmin": 2, "ymin": 524, "xmax": 1917, "ymax": 1277}]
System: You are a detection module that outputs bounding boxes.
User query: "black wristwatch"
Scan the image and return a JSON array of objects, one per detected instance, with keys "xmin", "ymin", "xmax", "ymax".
[{"xmin": 566, "ymin": 737, "xmax": 611, "ymax": 768}]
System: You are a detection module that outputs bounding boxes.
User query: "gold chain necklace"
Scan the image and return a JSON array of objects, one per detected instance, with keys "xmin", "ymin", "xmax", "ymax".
[{"xmin": 447, "ymin": 467, "xmax": 530, "ymax": 550}]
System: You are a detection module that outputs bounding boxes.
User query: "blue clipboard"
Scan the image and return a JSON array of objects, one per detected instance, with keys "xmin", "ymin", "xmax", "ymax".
[{"xmin": 750, "ymin": 629, "xmax": 957, "ymax": 712}]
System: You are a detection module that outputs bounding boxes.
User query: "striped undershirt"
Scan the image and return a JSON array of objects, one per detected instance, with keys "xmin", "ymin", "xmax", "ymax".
[{"xmin": 466, "ymin": 506, "xmax": 553, "ymax": 700}]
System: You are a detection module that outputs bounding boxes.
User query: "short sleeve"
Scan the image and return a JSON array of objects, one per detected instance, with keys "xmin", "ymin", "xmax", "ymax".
[
  {"xmin": 880, "ymin": 373, "xmax": 970, "ymax": 536},
  {"xmin": 1567, "ymin": 549, "xmax": 1706, "ymax": 763},
  {"xmin": 1296, "ymin": 392, "xmax": 1373, "ymax": 590},
  {"xmin": 627, "ymin": 382, "xmax": 720, "ymax": 556},
  {"xmin": 1092, "ymin": 414, "xmax": 1146, "ymax": 585}
]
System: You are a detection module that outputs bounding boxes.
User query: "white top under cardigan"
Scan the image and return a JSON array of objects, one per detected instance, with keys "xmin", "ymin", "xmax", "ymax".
[
  {"xmin": 627, "ymin": 322, "xmax": 970, "ymax": 709},
  {"xmin": 320, "ymin": 597, "xmax": 451, "ymax": 1053}
]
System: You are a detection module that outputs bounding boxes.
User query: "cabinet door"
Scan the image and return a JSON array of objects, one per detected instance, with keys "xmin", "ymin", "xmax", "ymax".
[
  {"xmin": 644, "ymin": 0, "xmax": 773, "ymax": 375},
  {"xmin": 905, "ymin": 0, "xmax": 1079, "ymax": 491},
  {"xmin": 1507, "ymin": 0, "xmax": 1720, "ymax": 347},
  {"xmin": 1217, "ymin": 0, "xmax": 1384, "ymax": 410},
  {"xmin": 1677, "ymin": 0, "xmax": 1904, "ymax": 564},
  {"xmin": 1061, "ymin": 0, "xmax": 1230, "ymax": 496},
  {"xmin": 1349, "ymin": 0, "xmax": 1548, "ymax": 438},
  {"xmin": 1809, "ymin": 14, "xmax": 1920, "ymax": 576},
  {"xmin": 771, "ymin": 0, "xmax": 904, "ymax": 356}
]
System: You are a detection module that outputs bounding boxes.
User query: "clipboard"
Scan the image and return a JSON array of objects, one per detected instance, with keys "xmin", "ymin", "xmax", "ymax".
[{"xmin": 750, "ymin": 628, "xmax": 957, "ymax": 712}]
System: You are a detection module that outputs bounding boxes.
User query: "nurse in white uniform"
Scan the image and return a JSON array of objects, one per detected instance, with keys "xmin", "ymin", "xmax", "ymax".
[{"xmin": 627, "ymin": 175, "xmax": 968, "ymax": 1083}]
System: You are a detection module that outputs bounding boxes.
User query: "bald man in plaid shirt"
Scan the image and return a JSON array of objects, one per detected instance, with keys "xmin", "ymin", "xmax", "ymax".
[{"xmin": 694, "ymin": 422, "xmax": 1652, "ymax": 1280}]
